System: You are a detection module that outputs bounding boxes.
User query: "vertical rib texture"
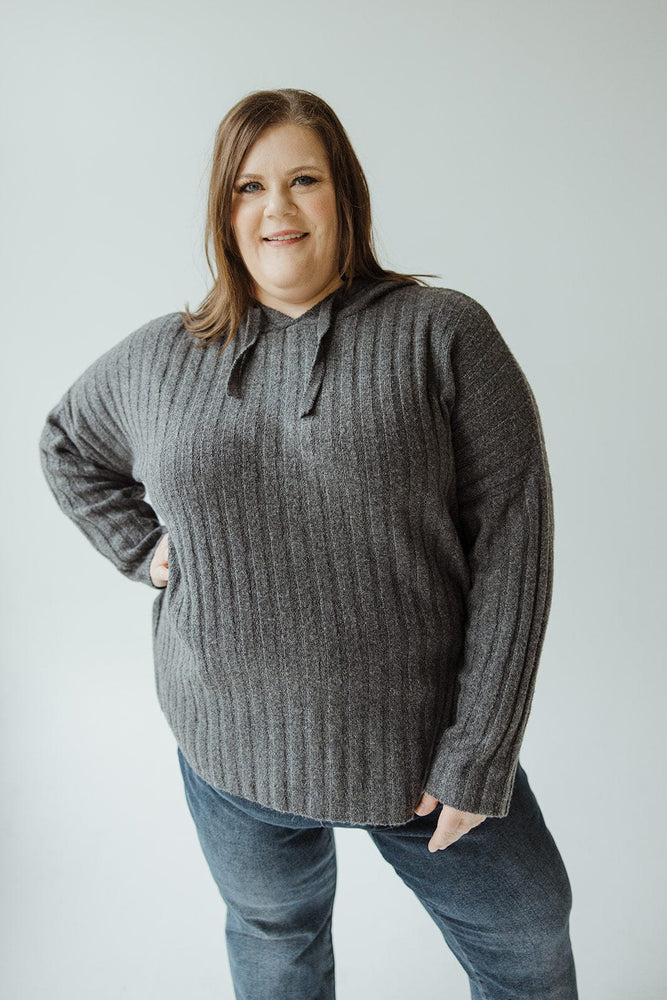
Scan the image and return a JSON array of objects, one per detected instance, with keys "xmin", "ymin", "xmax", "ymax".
[{"xmin": 38, "ymin": 278, "xmax": 554, "ymax": 824}]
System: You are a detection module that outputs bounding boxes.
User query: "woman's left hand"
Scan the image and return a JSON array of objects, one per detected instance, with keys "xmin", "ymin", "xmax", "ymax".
[{"xmin": 414, "ymin": 792, "xmax": 487, "ymax": 853}]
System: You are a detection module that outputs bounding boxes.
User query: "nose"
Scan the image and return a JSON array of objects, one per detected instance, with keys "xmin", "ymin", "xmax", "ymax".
[{"xmin": 263, "ymin": 184, "xmax": 297, "ymax": 219}]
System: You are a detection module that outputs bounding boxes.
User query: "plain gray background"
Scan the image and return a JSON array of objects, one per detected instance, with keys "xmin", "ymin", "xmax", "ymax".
[{"xmin": 3, "ymin": 0, "xmax": 665, "ymax": 997}]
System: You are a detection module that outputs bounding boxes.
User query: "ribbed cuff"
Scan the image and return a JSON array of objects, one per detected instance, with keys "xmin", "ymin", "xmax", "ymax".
[
  {"xmin": 130, "ymin": 527, "xmax": 168, "ymax": 589},
  {"xmin": 423, "ymin": 752, "xmax": 520, "ymax": 818}
]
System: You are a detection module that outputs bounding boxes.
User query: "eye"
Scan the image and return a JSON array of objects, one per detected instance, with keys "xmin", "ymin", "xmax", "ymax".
[
  {"xmin": 236, "ymin": 180, "xmax": 262, "ymax": 194},
  {"xmin": 293, "ymin": 174, "xmax": 317, "ymax": 187}
]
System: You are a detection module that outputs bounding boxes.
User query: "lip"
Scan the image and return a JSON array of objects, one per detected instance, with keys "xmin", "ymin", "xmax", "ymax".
[
  {"xmin": 262, "ymin": 231, "xmax": 309, "ymax": 248},
  {"xmin": 263, "ymin": 230, "xmax": 307, "ymax": 239}
]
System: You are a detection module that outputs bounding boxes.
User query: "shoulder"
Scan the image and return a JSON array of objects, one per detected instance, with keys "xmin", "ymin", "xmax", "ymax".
[
  {"xmin": 86, "ymin": 311, "xmax": 194, "ymax": 378},
  {"xmin": 61, "ymin": 312, "xmax": 189, "ymax": 401},
  {"xmin": 377, "ymin": 281, "xmax": 496, "ymax": 330},
  {"xmin": 120, "ymin": 310, "xmax": 189, "ymax": 355},
  {"xmin": 376, "ymin": 284, "xmax": 496, "ymax": 319},
  {"xmin": 76, "ymin": 311, "xmax": 186, "ymax": 364}
]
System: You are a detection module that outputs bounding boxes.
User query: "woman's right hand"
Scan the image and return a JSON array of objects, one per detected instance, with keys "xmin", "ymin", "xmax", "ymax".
[{"xmin": 150, "ymin": 531, "xmax": 169, "ymax": 588}]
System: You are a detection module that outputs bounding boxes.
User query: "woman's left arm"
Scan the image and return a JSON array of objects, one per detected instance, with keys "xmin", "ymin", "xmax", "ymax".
[{"xmin": 423, "ymin": 295, "xmax": 555, "ymax": 821}]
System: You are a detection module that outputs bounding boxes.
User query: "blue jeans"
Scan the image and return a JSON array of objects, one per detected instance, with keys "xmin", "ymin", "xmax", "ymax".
[{"xmin": 177, "ymin": 748, "xmax": 578, "ymax": 999}]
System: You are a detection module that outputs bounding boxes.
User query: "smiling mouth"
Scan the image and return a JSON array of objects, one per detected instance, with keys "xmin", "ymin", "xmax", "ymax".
[{"xmin": 263, "ymin": 233, "xmax": 309, "ymax": 243}]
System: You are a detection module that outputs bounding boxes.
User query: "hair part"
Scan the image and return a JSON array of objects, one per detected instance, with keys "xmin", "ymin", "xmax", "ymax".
[{"xmin": 180, "ymin": 88, "xmax": 433, "ymax": 352}]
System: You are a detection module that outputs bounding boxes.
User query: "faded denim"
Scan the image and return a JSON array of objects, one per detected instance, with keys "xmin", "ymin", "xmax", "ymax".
[{"xmin": 178, "ymin": 748, "xmax": 578, "ymax": 1000}]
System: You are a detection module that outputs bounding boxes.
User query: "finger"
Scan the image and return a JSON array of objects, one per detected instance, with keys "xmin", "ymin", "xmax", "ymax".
[
  {"xmin": 428, "ymin": 818, "xmax": 465, "ymax": 853},
  {"xmin": 153, "ymin": 565, "xmax": 169, "ymax": 586},
  {"xmin": 414, "ymin": 792, "xmax": 439, "ymax": 816},
  {"xmin": 428, "ymin": 812, "xmax": 486, "ymax": 853}
]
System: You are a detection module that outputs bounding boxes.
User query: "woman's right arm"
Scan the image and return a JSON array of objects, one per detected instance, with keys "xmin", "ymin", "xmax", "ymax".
[{"xmin": 38, "ymin": 335, "xmax": 167, "ymax": 589}]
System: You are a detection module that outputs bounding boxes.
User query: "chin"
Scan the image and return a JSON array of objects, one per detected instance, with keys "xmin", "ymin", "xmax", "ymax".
[{"xmin": 262, "ymin": 273, "xmax": 315, "ymax": 295}]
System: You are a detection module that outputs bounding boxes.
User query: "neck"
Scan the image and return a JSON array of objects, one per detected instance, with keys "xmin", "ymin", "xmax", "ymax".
[{"xmin": 253, "ymin": 275, "xmax": 344, "ymax": 318}]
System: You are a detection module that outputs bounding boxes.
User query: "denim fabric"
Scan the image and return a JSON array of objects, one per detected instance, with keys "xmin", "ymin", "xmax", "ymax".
[{"xmin": 177, "ymin": 748, "xmax": 578, "ymax": 1000}]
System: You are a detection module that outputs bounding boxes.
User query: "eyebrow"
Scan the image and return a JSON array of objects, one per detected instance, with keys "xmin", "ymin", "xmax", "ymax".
[{"xmin": 235, "ymin": 164, "xmax": 325, "ymax": 181}]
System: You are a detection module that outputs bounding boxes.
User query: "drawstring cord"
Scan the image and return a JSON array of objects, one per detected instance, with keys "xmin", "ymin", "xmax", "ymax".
[
  {"xmin": 225, "ymin": 291, "xmax": 339, "ymax": 419},
  {"xmin": 298, "ymin": 293, "xmax": 336, "ymax": 418}
]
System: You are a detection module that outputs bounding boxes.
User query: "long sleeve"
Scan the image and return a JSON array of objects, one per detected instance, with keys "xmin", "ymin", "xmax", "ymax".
[
  {"xmin": 424, "ymin": 297, "xmax": 555, "ymax": 817},
  {"xmin": 39, "ymin": 335, "xmax": 167, "ymax": 589},
  {"xmin": 35, "ymin": 286, "xmax": 556, "ymax": 826}
]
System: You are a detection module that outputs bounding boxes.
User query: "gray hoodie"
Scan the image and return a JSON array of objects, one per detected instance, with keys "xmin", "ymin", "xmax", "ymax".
[{"xmin": 38, "ymin": 276, "xmax": 553, "ymax": 824}]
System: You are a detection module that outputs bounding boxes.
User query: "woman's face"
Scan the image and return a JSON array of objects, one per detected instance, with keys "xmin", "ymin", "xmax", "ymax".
[{"xmin": 230, "ymin": 122, "xmax": 343, "ymax": 317}]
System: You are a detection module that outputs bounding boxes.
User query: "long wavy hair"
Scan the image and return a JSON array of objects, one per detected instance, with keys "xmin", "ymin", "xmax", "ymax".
[{"xmin": 180, "ymin": 88, "xmax": 432, "ymax": 352}]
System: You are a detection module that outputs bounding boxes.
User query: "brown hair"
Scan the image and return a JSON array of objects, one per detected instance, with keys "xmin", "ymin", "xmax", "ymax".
[{"xmin": 180, "ymin": 88, "xmax": 432, "ymax": 352}]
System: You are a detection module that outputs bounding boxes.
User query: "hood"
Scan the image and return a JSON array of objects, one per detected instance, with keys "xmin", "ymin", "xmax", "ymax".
[{"xmin": 224, "ymin": 276, "xmax": 403, "ymax": 418}]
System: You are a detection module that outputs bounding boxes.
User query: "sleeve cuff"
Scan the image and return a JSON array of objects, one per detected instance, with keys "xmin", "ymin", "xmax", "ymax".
[
  {"xmin": 126, "ymin": 526, "xmax": 168, "ymax": 589},
  {"xmin": 423, "ymin": 751, "xmax": 520, "ymax": 818}
]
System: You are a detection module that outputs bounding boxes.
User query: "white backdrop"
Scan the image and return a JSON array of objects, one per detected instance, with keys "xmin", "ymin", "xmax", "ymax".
[{"xmin": 2, "ymin": 1, "xmax": 665, "ymax": 997}]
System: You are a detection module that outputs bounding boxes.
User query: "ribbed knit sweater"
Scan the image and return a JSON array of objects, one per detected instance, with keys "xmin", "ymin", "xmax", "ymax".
[{"xmin": 38, "ymin": 276, "xmax": 554, "ymax": 825}]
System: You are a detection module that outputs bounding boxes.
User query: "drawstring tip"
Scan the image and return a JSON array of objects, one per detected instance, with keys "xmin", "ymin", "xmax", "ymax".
[{"xmin": 300, "ymin": 369, "xmax": 324, "ymax": 418}]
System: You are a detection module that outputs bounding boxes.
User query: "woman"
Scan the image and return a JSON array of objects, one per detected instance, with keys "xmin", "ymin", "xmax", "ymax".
[{"xmin": 39, "ymin": 88, "xmax": 578, "ymax": 998}]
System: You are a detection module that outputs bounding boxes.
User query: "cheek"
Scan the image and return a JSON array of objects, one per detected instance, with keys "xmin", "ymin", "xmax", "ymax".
[
  {"xmin": 311, "ymin": 202, "xmax": 339, "ymax": 254},
  {"xmin": 310, "ymin": 193, "xmax": 338, "ymax": 230},
  {"xmin": 231, "ymin": 204, "xmax": 258, "ymax": 251}
]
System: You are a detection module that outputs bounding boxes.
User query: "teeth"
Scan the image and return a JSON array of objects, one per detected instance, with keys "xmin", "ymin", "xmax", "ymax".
[{"xmin": 267, "ymin": 233, "xmax": 305, "ymax": 241}]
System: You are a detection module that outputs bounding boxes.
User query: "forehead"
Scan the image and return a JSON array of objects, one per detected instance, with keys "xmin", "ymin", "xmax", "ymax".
[{"xmin": 238, "ymin": 122, "xmax": 329, "ymax": 173}]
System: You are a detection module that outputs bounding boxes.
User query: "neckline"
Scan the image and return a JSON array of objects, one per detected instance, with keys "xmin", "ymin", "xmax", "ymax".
[{"xmin": 253, "ymin": 281, "xmax": 352, "ymax": 328}]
